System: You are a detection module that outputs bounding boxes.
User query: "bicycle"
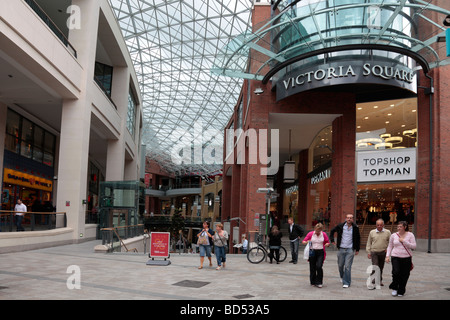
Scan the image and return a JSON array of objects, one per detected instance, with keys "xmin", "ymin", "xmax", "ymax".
[{"xmin": 247, "ymin": 235, "xmax": 287, "ymax": 264}]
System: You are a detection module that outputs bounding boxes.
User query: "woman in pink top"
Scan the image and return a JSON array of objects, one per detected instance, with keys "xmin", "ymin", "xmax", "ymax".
[
  {"xmin": 385, "ymin": 221, "xmax": 416, "ymax": 297},
  {"xmin": 302, "ymin": 223, "xmax": 330, "ymax": 288}
]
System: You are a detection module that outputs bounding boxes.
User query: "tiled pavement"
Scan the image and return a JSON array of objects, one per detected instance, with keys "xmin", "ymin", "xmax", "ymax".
[{"xmin": 1, "ymin": 240, "xmax": 450, "ymax": 303}]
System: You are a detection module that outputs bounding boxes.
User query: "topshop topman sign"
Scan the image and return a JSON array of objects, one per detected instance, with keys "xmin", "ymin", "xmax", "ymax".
[
  {"xmin": 357, "ymin": 148, "xmax": 416, "ymax": 183},
  {"xmin": 276, "ymin": 60, "xmax": 416, "ymax": 101}
]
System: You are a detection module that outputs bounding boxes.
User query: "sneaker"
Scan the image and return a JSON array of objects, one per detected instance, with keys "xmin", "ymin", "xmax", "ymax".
[
  {"xmin": 398, "ymin": 294, "xmax": 403, "ymax": 297},
  {"xmin": 316, "ymin": 284, "xmax": 323, "ymax": 288},
  {"xmin": 343, "ymin": 284, "xmax": 349, "ymax": 288},
  {"xmin": 391, "ymin": 290, "xmax": 398, "ymax": 296}
]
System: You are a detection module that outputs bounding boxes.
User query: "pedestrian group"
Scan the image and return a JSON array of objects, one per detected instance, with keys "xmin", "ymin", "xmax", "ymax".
[{"xmin": 196, "ymin": 215, "xmax": 416, "ymax": 297}]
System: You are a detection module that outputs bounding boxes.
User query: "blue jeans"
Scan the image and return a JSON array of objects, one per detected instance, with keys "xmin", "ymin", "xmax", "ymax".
[
  {"xmin": 215, "ymin": 246, "xmax": 226, "ymax": 266},
  {"xmin": 290, "ymin": 238, "xmax": 299, "ymax": 262},
  {"xmin": 337, "ymin": 248, "xmax": 355, "ymax": 286},
  {"xmin": 199, "ymin": 245, "xmax": 212, "ymax": 257},
  {"xmin": 15, "ymin": 215, "xmax": 25, "ymax": 231}
]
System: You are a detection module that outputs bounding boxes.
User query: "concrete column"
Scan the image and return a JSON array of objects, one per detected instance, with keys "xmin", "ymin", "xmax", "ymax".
[
  {"xmin": 106, "ymin": 66, "xmax": 129, "ymax": 181},
  {"xmin": 56, "ymin": 0, "xmax": 100, "ymax": 240}
]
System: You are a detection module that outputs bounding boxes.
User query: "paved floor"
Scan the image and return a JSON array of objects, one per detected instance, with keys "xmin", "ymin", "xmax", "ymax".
[{"xmin": 1, "ymin": 240, "xmax": 450, "ymax": 303}]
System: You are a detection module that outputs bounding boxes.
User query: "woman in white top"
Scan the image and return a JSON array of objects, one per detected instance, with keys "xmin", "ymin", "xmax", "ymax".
[
  {"xmin": 302, "ymin": 223, "xmax": 330, "ymax": 288},
  {"xmin": 385, "ymin": 221, "xmax": 416, "ymax": 297}
]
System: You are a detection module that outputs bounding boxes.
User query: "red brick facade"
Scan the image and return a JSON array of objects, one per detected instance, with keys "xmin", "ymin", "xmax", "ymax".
[{"xmin": 221, "ymin": 2, "xmax": 450, "ymax": 252}]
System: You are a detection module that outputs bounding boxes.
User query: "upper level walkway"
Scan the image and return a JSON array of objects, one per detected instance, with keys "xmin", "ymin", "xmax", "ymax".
[{"xmin": 1, "ymin": 240, "xmax": 449, "ymax": 307}]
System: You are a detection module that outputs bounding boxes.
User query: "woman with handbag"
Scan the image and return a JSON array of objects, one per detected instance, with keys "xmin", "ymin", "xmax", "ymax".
[
  {"xmin": 213, "ymin": 223, "xmax": 229, "ymax": 270},
  {"xmin": 385, "ymin": 221, "xmax": 416, "ymax": 297},
  {"xmin": 302, "ymin": 223, "xmax": 330, "ymax": 288},
  {"xmin": 197, "ymin": 221, "xmax": 214, "ymax": 269}
]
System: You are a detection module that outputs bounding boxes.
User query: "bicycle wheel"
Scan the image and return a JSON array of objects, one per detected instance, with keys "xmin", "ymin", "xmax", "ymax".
[
  {"xmin": 279, "ymin": 246, "xmax": 287, "ymax": 262},
  {"xmin": 247, "ymin": 246, "xmax": 266, "ymax": 264}
]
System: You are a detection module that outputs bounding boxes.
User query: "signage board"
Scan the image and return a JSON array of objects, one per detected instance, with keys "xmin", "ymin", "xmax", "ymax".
[
  {"xmin": 276, "ymin": 60, "xmax": 417, "ymax": 101},
  {"xmin": 150, "ymin": 232, "xmax": 170, "ymax": 258},
  {"xmin": 357, "ymin": 148, "xmax": 416, "ymax": 182},
  {"xmin": 3, "ymin": 168, "xmax": 53, "ymax": 192}
]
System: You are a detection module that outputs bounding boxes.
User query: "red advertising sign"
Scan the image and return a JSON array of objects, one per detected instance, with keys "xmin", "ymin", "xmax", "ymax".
[
  {"xmin": 144, "ymin": 173, "xmax": 150, "ymax": 187},
  {"xmin": 150, "ymin": 232, "xmax": 170, "ymax": 258}
]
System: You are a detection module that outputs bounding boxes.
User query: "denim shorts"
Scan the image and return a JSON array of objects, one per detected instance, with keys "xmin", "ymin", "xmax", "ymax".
[{"xmin": 199, "ymin": 245, "xmax": 212, "ymax": 257}]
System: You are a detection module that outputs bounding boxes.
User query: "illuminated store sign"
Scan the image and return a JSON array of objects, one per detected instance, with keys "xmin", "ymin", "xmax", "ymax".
[
  {"xmin": 311, "ymin": 167, "xmax": 331, "ymax": 185},
  {"xmin": 357, "ymin": 148, "xmax": 416, "ymax": 182},
  {"xmin": 3, "ymin": 168, "xmax": 53, "ymax": 192},
  {"xmin": 276, "ymin": 60, "xmax": 416, "ymax": 101}
]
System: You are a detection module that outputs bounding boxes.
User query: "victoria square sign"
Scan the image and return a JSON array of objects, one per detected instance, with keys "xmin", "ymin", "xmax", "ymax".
[{"xmin": 276, "ymin": 60, "xmax": 416, "ymax": 101}]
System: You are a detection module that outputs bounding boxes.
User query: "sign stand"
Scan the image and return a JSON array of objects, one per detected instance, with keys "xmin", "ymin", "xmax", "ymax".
[{"xmin": 146, "ymin": 232, "xmax": 171, "ymax": 266}]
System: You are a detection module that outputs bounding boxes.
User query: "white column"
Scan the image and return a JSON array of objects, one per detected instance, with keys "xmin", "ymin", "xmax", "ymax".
[{"xmin": 55, "ymin": 0, "xmax": 100, "ymax": 240}]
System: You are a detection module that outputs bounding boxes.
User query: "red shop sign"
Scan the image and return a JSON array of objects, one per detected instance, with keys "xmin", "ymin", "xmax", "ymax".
[{"xmin": 150, "ymin": 232, "xmax": 170, "ymax": 258}]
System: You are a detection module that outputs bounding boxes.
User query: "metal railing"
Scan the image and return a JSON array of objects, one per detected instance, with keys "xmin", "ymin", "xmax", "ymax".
[
  {"xmin": 23, "ymin": 0, "xmax": 77, "ymax": 58},
  {"xmin": 0, "ymin": 210, "xmax": 67, "ymax": 232},
  {"xmin": 100, "ymin": 224, "xmax": 145, "ymax": 252}
]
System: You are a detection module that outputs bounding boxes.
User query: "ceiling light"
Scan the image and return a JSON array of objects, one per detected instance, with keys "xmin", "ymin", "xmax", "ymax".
[
  {"xmin": 385, "ymin": 136, "xmax": 403, "ymax": 144},
  {"xmin": 254, "ymin": 88, "xmax": 264, "ymax": 95},
  {"xmin": 375, "ymin": 142, "xmax": 393, "ymax": 149}
]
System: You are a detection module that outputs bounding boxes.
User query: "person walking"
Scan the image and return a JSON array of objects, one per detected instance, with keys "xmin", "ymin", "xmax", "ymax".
[
  {"xmin": 268, "ymin": 226, "xmax": 283, "ymax": 264},
  {"xmin": 14, "ymin": 199, "xmax": 27, "ymax": 232},
  {"xmin": 287, "ymin": 217, "xmax": 304, "ymax": 264},
  {"xmin": 330, "ymin": 214, "xmax": 361, "ymax": 288},
  {"xmin": 302, "ymin": 223, "xmax": 330, "ymax": 288},
  {"xmin": 385, "ymin": 221, "xmax": 416, "ymax": 297},
  {"xmin": 213, "ymin": 223, "xmax": 228, "ymax": 270},
  {"xmin": 366, "ymin": 219, "xmax": 391, "ymax": 288},
  {"xmin": 197, "ymin": 221, "xmax": 214, "ymax": 269}
]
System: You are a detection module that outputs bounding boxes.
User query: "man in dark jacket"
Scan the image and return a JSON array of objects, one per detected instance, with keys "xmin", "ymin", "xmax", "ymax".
[
  {"xmin": 287, "ymin": 217, "xmax": 304, "ymax": 264},
  {"xmin": 330, "ymin": 214, "xmax": 360, "ymax": 288}
]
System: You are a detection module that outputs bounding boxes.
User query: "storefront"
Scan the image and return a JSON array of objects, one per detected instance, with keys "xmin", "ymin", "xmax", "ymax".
[
  {"xmin": 2, "ymin": 109, "xmax": 56, "ymax": 212},
  {"xmin": 220, "ymin": 1, "xmax": 450, "ymax": 251}
]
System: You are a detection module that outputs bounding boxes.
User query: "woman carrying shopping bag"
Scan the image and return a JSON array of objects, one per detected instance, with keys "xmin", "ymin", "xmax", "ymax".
[{"xmin": 302, "ymin": 223, "xmax": 330, "ymax": 288}]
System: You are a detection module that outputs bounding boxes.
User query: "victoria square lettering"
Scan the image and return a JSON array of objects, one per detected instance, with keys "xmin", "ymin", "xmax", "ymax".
[
  {"xmin": 282, "ymin": 63, "xmax": 414, "ymax": 90},
  {"xmin": 277, "ymin": 61, "xmax": 416, "ymax": 101}
]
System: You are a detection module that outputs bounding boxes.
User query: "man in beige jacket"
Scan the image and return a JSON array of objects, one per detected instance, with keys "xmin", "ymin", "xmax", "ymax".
[{"xmin": 366, "ymin": 219, "xmax": 391, "ymax": 287}]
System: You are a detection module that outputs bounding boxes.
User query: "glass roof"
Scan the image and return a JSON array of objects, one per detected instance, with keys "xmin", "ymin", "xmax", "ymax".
[
  {"xmin": 109, "ymin": 0, "xmax": 450, "ymax": 175},
  {"xmin": 212, "ymin": 0, "xmax": 450, "ymax": 82},
  {"xmin": 108, "ymin": 0, "xmax": 254, "ymax": 175}
]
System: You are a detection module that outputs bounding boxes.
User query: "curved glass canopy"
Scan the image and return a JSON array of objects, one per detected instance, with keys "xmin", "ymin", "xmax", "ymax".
[
  {"xmin": 212, "ymin": 0, "xmax": 450, "ymax": 82},
  {"xmin": 108, "ymin": 0, "xmax": 253, "ymax": 174}
]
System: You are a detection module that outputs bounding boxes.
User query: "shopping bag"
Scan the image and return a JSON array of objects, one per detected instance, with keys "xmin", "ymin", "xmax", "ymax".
[{"xmin": 303, "ymin": 241, "xmax": 311, "ymax": 260}]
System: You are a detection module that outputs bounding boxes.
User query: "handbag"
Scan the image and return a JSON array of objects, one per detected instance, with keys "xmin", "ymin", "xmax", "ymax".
[
  {"xmin": 397, "ymin": 233, "xmax": 414, "ymax": 271},
  {"xmin": 197, "ymin": 231, "xmax": 208, "ymax": 245}
]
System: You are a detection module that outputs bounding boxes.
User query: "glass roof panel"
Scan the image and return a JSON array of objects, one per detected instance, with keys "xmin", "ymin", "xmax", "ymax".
[
  {"xmin": 108, "ymin": 0, "xmax": 253, "ymax": 174},
  {"xmin": 212, "ymin": 0, "xmax": 450, "ymax": 82}
]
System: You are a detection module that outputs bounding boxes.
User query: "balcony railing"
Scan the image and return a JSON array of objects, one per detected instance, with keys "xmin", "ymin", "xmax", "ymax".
[
  {"xmin": 100, "ymin": 224, "xmax": 145, "ymax": 252},
  {"xmin": 0, "ymin": 210, "xmax": 67, "ymax": 232},
  {"xmin": 24, "ymin": 0, "xmax": 77, "ymax": 58}
]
